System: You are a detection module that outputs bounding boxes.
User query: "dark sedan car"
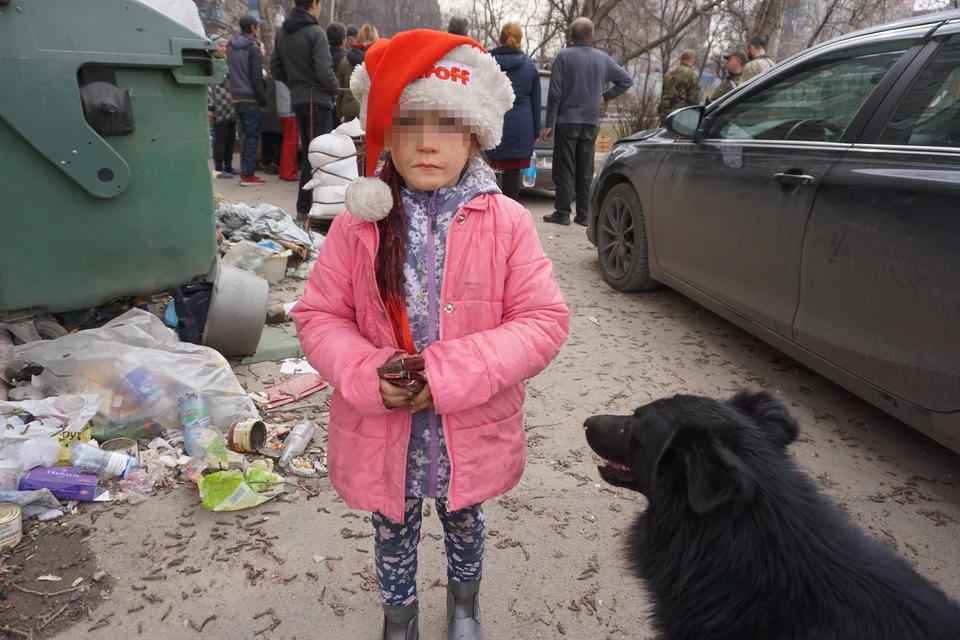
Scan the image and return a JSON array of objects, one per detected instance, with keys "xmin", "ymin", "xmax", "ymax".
[{"xmin": 587, "ymin": 11, "xmax": 960, "ymax": 453}]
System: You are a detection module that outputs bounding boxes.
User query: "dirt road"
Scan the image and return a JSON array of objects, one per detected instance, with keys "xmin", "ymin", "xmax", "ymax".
[{"xmin": 39, "ymin": 181, "xmax": 960, "ymax": 640}]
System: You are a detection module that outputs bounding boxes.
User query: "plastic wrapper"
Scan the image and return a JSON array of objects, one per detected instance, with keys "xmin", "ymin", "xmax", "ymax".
[
  {"xmin": 0, "ymin": 488, "xmax": 62, "ymax": 519},
  {"xmin": 14, "ymin": 310, "xmax": 260, "ymax": 438},
  {"xmin": 197, "ymin": 467, "xmax": 285, "ymax": 511},
  {"xmin": 119, "ymin": 461, "xmax": 168, "ymax": 505},
  {"xmin": 222, "ymin": 240, "xmax": 275, "ymax": 277}
]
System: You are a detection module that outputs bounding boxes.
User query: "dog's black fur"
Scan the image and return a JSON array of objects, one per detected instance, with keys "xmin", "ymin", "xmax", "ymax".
[{"xmin": 585, "ymin": 390, "xmax": 960, "ymax": 640}]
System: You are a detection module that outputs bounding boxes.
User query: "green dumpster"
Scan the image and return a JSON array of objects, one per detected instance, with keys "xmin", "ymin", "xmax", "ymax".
[{"xmin": 0, "ymin": 0, "xmax": 224, "ymax": 316}]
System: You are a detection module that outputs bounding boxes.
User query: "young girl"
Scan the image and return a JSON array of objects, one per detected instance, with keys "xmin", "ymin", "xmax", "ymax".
[{"xmin": 292, "ymin": 30, "xmax": 570, "ymax": 640}]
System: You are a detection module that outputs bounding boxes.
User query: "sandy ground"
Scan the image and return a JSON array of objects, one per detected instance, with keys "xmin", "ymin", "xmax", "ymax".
[{"xmin": 28, "ymin": 174, "xmax": 960, "ymax": 640}]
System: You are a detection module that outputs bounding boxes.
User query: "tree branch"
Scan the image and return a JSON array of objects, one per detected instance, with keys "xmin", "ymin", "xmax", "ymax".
[{"xmin": 616, "ymin": 0, "xmax": 728, "ymax": 66}]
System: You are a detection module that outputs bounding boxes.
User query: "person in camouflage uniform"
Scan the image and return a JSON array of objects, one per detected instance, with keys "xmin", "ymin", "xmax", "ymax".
[
  {"xmin": 659, "ymin": 49, "xmax": 701, "ymax": 124},
  {"xmin": 705, "ymin": 50, "xmax": 746, "ymax": 106}
]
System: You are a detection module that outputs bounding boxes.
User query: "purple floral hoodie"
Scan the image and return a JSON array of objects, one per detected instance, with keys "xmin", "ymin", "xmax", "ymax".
[{"xmin": 401, "ymin": 158, "xmax": 500, "ymax": 498}]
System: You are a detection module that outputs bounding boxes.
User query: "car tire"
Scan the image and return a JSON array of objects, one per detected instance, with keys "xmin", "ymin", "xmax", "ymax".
[{"xmin": 596, "ymin": 183, "xmax": 659, "ymax": 292}]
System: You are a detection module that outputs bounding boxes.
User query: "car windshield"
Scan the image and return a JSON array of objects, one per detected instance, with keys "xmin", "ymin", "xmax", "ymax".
[{"xmin": 710, "ymin": 45, "xmax": 906, "ymax": 142}]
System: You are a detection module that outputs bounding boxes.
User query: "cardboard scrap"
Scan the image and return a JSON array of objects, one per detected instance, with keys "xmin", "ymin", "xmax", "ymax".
[{"xmin": 251, "ymin": 374, "xmax": 328, "ymax": 409}]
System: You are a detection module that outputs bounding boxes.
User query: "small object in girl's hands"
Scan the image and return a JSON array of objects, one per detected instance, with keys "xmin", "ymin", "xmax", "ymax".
[{"xmin": 377, "ymin": 356, "xmax": 427, "ymax": 393}]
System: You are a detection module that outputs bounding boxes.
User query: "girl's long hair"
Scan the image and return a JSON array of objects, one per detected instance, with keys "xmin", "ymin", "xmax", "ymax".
[{"xmin": 375, "ymin": 155, "xmax": 415, "ymax": 353}]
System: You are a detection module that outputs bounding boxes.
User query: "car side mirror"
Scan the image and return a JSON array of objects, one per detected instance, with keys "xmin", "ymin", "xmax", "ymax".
[{"xmin": 665, "ymin": 106, "xmax": 705, "ymax": 139}]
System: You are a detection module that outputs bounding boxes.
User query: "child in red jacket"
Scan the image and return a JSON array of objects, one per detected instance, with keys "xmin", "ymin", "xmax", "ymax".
[{"xmin": 292, "ymin": 30, "xmax": 569, "ymax": 640}]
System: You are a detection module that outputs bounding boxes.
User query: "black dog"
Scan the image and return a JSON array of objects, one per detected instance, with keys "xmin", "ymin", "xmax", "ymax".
[{"xmin": 585, "ymin": 390, "xmax": 960, "ymax": 640}]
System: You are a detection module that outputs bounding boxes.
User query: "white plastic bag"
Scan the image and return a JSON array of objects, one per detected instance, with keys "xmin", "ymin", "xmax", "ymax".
[
  {"xmin": 14, "ymin": 310, "xmax": 259, "ymax": 436},
  {"xmin": 138, "ymin": 0, "xmax": 205, "ymax": 36},
  {"xmin": 304, "ymin": 132, "xmax": 359, "ymax": 219}
]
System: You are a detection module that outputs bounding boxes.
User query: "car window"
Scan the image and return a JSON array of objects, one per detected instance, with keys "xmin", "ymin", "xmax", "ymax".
[
  {"xmin": 709, "ymin": 43, "xmax": 908, "ymax": 143},
  {"xmin": 879, "ymin": 36, "xmax": 960, "ymax": 148}
]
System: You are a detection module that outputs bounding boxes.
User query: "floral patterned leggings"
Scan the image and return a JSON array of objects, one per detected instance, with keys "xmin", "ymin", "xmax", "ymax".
[{"xmin": 373, "ymin": 498, "xmax": 485, "ymax": 606}]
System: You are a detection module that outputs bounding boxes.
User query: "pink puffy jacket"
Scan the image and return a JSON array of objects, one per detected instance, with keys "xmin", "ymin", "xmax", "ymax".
[{"xmin": 292, "ymin": 193, "xmax": 569, "ymax": 523}]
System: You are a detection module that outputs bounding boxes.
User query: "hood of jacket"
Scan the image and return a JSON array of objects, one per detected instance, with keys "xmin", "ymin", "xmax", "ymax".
[
  {"xmin": 283, "ymin": 7, "xmax": 318, "ymax": 34},
  {"xmin": 490, "ymin": 46, "xmax": 526, "ymax": 72},
  {"xmin": 228, "ymin": 32, "xmax": 258, "ymax": 52},
  {"xmin": 346, "ymin": 44, "xmax": 368, "ymax": 66}
]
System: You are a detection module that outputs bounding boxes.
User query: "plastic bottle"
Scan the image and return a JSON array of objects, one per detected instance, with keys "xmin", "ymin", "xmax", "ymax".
[
  {"xmin": 179, "ymin": 393, "xmax": 212, "ymax": 459},
  {"xmin": 70, "ymin": 441, "xmax": 141, "ymax": 478},
  {"xmin": 522, "ymin": 152, "xmax": 537, "ymax": 188},
  {"xmin": 90, "ymin": 419, "xmax": 167, "ymax": 442},
  {"xmin": 279, "ymin": 421, "xmax": 316, "ymax": 468}
]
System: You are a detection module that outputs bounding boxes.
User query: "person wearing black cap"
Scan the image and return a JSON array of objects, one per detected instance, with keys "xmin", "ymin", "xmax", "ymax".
[
  {"xmin": 706, "ymin": 50, "xmax": 746, "ymax": 105},
  {"xmin": 227, "ymin": 14, "xmax": 267, "ymax": 186},
  {"xmin": 346, "ymin": 24, "xmax": 359, "ymax": 47}
]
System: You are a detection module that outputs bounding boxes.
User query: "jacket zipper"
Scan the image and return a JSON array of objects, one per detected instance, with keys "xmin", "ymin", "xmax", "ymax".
[{"xmin": 427, "ymin": 192, "xmax": 440, "ymax": 497}]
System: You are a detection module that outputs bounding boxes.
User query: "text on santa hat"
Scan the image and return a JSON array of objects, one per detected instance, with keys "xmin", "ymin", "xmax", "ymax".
[{"xmin": 421, "ymin": 60, "xmax": 473, "ymax": 86}]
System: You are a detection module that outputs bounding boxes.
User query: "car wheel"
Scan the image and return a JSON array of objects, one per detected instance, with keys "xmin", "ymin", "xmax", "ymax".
[{"xmin": 596, "ymin": 183, "xmax": 659, "ymax": 292}]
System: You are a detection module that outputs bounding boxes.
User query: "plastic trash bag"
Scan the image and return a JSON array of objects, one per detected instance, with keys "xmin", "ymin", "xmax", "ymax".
[
  {"xmin": 222, "ymin": 240, "xmax": 275, "ymax": 277},
  {"xmin": 215, "ymin": 201, "xmax": 313, "ymax": 246},
  {"xmin": 0, "ymin": 395, "xmax": 99, "ymax": 471},
  {"xmin": 14, "ymin": 310, "xmax": 259, "ymax": 438}
]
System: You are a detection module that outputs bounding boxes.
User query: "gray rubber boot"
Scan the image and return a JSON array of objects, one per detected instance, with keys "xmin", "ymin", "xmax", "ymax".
[
  {"xmin": 379, "ymin": 601, "xmax": 419, "ymax": 640},
  {"xmin": 447, "ymin": 580, "xmax": 483, "ymax": 640}
]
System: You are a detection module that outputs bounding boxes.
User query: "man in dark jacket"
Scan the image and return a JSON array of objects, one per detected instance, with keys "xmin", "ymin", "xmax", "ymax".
[
  {"xmin": 270, "ymin": 0, "xmax": 340, "ymax": 217},
  {"xmin": 227, "ymin": 14, "xmax": 267, "ymax": 185},
  {"xmin": 327, "ymin": 22, "xmax": 348, "ymax": 78},
  {"xmin": 543, "ymin": 18, "xmax": 633, "ymax": 226}
]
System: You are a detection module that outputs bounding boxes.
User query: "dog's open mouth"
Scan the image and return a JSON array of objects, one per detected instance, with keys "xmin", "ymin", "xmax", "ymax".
[{"xmin": 597, "ymin": 460, "xmax": 637, "ymax": 488}]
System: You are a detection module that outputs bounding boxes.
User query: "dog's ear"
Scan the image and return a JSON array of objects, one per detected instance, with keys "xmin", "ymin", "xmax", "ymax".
[
  {"xmin": 655, "ymin": 428, "xmax": 756, "ymax": 514},
  {"xmin": 728, "ymin": 389, "xmax": 799, "ymax": 448}
]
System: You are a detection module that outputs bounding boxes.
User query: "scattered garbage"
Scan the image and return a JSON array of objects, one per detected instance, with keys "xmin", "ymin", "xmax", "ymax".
[
  {"xmin": 19, "ymin": 468, "xmax": 110, "ymax": 502},
  {"xmin": 0, "ymin": 503, "xmax": 22, "ymax": 551},
  {"xmin": 179, "ymin": 392, "xmax": 212, "ymax": 459},
  {"xmin": 70, "ymin": 440, "xmax": 141, "ymax": 478},
  {"xmin": 279, "ymin": 421, "xmax": 315, "ymax": 468},
  {"xmin": 279, "ymin": 358, "xmax": 318, "ymax": 376},
  {"xmin": 100, "ymin": 437, "xmax": 140, "ymax": 458},
  {"xmin": 227, "ymin": 419, "xmax": 266, "ymax": 453},
  {"xmin": 252, "ymin": 375, "xmax": 327, "ymax": 410},
  {"xmin": 222, "ymin": 240, "xmax": 271, "ymax": 278},
  {"xmin": 196, "ymin": 466, "xmax": 285, "ymax": 512},
  {"xmin": 215, "ymin": 201, "xmax": 313, "ymax": 246},
  {"xmin": 15, "ymin": 310, "xmax": 259, "ymax": 436},
  {"xmin": 0, "ymin": 488, "xmax": 61, "ymax": 520}
]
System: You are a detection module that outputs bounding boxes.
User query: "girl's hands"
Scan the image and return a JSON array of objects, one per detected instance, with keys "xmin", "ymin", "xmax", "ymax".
[
  {"xmin": 380, "ymin": 354, "xmax": 414, "ymax": 408},
  {"xmin": 410, "ymin": 384, "xmax": 434, "ymax": 413},
  {"xmin": 380, "ymin": 377, "xmax": 414, "ymax": 408},
  {"xmin": 379, "ymin": 354, "xmax": 434, "ymax": 412}
]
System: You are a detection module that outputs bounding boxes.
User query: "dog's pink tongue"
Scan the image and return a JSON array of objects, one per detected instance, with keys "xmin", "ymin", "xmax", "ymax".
[{"xmin": 607, "ymin": 462, "xmax": 628, "ymax": 471}]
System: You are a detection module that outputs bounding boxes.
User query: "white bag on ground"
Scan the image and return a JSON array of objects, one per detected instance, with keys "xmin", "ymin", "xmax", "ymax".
[{"xmin": 15, "ymin": 310, "xmax": 259, "ymax": 437}]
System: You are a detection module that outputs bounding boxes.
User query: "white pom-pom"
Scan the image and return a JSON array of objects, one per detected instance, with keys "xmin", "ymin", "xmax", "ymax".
[{"xmin": 345, "ymin": 177, "xmax": 393, "ymax": 222}]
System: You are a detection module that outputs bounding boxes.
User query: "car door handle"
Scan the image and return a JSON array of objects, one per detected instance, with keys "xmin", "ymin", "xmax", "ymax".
[{"xmin": 772, "ymin": 172, "xmax": 815, "ymax": 187}]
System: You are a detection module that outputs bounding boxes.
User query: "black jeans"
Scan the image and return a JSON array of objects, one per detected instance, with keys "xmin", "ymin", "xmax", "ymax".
[
  {"xmin": 213, "ymin": 121, "xmax": 236, "ymax": 172},
  {"xmin": 552, "ymin": 123, "xmax": 598, "ymax": 221},
  {"xmin": 260, "ymin": 131, "xmax": 283, "ymax": 166},
  {"xmin": 500, "ymin": 169, "xmax": 521, "ymax": 201},
  {"xmin": 294, "ymin": 103, "xmax": 335, "ymax": 215}
]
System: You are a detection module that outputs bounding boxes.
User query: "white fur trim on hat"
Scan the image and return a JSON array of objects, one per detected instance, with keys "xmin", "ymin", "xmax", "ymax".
[
  {"xmin": 345, "ymin": 177, "xmax": 393, "ymax": 222},
  {"xmin": 350, "ymin": 44, "xmax": 515, "ymax": 150}
]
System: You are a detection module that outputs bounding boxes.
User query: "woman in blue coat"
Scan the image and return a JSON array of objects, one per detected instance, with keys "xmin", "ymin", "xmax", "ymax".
[{"xmin": 487, "ymin": 23, "xmax": 541, "ymax": 201}]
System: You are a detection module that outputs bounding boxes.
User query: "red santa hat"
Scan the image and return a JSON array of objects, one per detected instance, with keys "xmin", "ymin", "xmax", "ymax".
[{"xmin": 343, "ymin": 30, "xmax": 515, "ymax": 222}]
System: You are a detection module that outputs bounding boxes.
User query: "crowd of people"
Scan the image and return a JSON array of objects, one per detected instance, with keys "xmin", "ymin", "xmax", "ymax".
[
  {"xmin": 208, "ymin": 2, "xmax": 775, "ymax": 230},
  {"xmin": 661, "ymin": 35, "xmax": 778, "ymax": 118}
]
